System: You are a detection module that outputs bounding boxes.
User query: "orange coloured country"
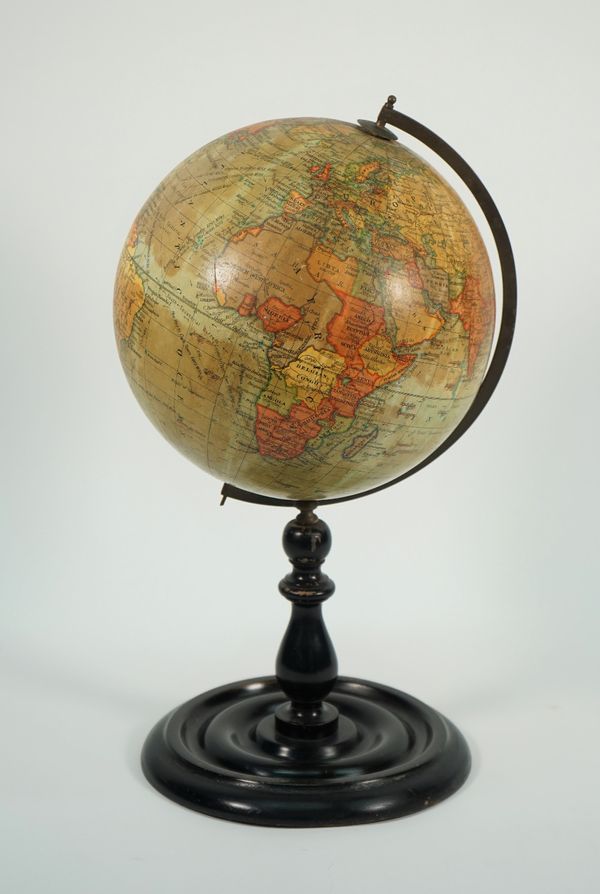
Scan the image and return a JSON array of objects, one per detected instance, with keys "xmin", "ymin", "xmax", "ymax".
[
  {"xmin": 228, "ymin": 121, "xmax": 280, "ymax": 142},
  {"xmin": 237, "ymin": 293, "xmax": 257, "ymax": 316},
  {"xmin": 114, "ymin": 222, "xmax": 145, "ymax": 341},
  {"xmin": 114, "ymin": 258, "xmax": 145, "ymax": 341},
  {"xmin": 326, "ymin": 286, "xmax": 385, "ymax": 360},
  {"xmin": 311, "ymin": 162, "xmax": 331, "ymax": 182},
  {"xmin": 450, "ymin": 275, "xmax": 493, "ymax": 377},
  {"xmin": 283, "ymin": 190, "xmax": 311, "ymax": 215},
  {"xmin": 256, "ymin": 296, "xmax": 302, "ymax": 332},
  {"xmin": 406, "ymin": 260, "xmax": 424, "ymax": 289},
  {"xmin": 232, "ymin": 226, "xmax": 262, "ymax": 242},
  {"xmin": 255, "ymin": 402, "xmax": 323, "ymax": 460},
  {"xmin": 356, "ymin": 161, "xmax": 380, "ymax": 183},
  {"xmin": 126, "ymin": 220, "xmax": 138, "ymax": 252}
]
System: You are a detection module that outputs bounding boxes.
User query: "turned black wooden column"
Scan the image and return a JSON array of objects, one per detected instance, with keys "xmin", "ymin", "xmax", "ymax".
[{"xmin": 275, "ymin": 502, "xmax": 339, "ymax": 738}]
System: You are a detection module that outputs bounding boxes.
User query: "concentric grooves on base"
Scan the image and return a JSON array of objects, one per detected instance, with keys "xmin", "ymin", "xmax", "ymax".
[{"xmin": 142, "ymin": 676, "xmax": 471, "ymax": 827}]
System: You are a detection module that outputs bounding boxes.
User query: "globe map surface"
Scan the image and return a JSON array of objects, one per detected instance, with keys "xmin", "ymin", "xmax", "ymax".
[{"xmin": 114, "ymin": 118, "xmax": 495, "ymax": 500}]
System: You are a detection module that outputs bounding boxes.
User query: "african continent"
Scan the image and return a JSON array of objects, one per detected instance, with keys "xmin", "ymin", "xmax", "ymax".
[{"xmin": 114, "ymin": 118, "xmax": 495, "ymax": 500}]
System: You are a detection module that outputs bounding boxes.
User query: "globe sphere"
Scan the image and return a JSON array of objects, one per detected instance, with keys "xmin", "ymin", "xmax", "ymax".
[{"xmin": 114, "ymin": 118, "xmax": 495, "ymax": 500}]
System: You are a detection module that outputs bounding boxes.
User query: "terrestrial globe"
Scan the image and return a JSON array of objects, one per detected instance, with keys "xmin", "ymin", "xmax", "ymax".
[{"xmin": 114, "ymin": 116, "xmax": 495, "ymax": 501}]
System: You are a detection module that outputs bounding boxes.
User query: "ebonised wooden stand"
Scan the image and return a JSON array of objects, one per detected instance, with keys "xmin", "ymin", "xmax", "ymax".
[{"xmin": 141, "ymin": 503, "xmax": 471, "ymax": 827}]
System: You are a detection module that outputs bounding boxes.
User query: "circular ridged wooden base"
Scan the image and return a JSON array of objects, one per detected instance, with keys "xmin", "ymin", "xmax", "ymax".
[{"xmin": 141, "ymin": 675, "xmax": 471, "ymax": 827}]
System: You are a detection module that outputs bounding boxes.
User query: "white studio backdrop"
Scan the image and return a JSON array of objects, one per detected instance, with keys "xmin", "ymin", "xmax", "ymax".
[{"xmin": 1, "ymin": 1, "xmax": 598, "ymax": 892}]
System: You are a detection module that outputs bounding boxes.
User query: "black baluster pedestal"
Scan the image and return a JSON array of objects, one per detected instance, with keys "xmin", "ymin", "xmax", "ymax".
[{"xmin": 141, "ymin": 503, "xmax": 471, "ymax": 826}]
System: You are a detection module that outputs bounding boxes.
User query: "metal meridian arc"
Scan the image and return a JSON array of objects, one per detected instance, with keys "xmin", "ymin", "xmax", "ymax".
[{"xmin": 221, "ymin": 98, "xmax": 517, "ymax": 508}]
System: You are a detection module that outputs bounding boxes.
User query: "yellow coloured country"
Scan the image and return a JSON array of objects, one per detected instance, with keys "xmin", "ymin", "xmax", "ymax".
[
  {"xmin": 359, "ymin": 335, "xmax": 397, "ymax": 377},
  {"xmin": 283, "ymin": 346, "xmax": 345, "ymax": 409}
]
